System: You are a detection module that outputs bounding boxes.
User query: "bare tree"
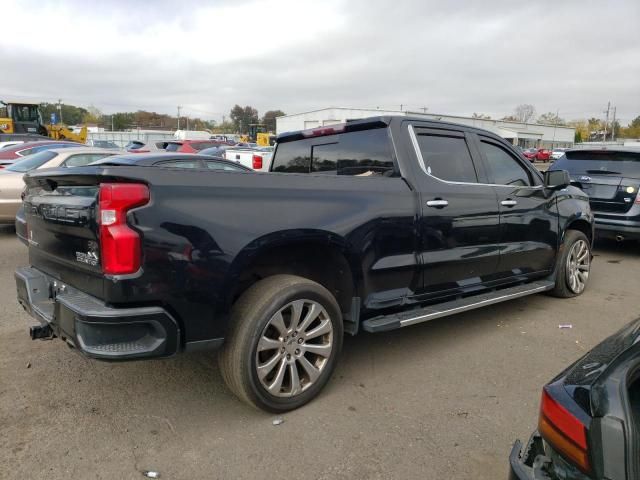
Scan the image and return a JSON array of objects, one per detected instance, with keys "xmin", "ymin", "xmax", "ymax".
[{"xmin": 514, "ymin": 104, "xmax": 536, "ymax": 123}]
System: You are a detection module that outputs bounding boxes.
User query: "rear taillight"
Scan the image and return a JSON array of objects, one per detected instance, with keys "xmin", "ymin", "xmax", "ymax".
[
  {"xmin": 98, "ymin": 183, "xmax": 149, "ymax": 275},
  {"xmin": 252, "ymin": 154, "xmax": 263, "ymax": 170},
  {"xmin": 538, "ymin": 388, "xmax": 591, "ymax": 473}
]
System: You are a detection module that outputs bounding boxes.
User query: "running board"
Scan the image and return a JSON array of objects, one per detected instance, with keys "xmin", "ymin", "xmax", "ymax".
[{"xmin": 361, "ymin": 280, "xmax": 555, "ymax": 333}]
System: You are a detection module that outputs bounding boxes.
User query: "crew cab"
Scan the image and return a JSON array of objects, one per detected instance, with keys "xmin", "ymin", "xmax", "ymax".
[{"xmin": 15, "ymin": 116, "xmax": 594, "ymax": 411}]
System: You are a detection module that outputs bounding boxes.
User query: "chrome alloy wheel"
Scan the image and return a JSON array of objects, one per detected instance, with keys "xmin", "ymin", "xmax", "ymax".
[
  {"xmin": 255, "ymin": 300, "xmax": 334, "ymax": 397},
  {"xmin": 566, "ymin": 239, "xmax": 590, "ymax": 294}
]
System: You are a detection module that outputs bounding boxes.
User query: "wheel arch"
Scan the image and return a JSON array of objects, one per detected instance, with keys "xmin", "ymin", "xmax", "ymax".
[{"xmin": 225, "ymin": 229, "xmax": 363, "ymax": 316}]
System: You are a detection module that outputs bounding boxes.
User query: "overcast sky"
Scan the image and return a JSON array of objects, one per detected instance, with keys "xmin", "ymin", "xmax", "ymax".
[{"xmin": 3, "ymin": 0, "xmax": 639, "ymax": 124}]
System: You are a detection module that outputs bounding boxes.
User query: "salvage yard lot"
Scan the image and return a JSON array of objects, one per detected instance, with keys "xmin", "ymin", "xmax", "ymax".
[{"xmin": 1, "ymin": 230, "xmax": 638, "ymax": 480}]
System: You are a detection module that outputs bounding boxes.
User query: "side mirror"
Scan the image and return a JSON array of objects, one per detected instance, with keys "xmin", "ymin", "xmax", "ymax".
[{"xmin": 544, "ymin": 169, "xmax": 570, "ymax": 189}]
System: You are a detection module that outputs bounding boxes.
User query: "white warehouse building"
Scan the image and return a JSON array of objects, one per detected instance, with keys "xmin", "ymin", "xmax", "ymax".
[{"xmin": 276, "ymin": 107, "xmax": 575, "ymax": 148}]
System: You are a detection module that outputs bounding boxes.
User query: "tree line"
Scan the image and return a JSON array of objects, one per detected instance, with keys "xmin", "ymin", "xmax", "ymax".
[
  {"xmin": 37, "ymin": 103, "xmax": 286, "ymax": 134},
  {"xmin": 35, "ymin": 102, "xmax": 640, "ymax": 141}
]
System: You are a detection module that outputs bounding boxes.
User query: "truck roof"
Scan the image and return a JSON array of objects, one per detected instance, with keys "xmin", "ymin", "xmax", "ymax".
[{"xmin": 276, "ymin": 115, "xmax": 511, "ymax": 144}]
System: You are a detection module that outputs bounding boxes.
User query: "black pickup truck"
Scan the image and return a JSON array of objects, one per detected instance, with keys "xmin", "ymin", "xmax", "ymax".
[{"xmin": 15, "ymin": 116, "xmax": 594, "ymax": 411}]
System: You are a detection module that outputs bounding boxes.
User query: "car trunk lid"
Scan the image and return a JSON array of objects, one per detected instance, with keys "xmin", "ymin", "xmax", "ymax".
[{"xmin": 554, "ymin": 150, "xmax": 640, "ymax": 214}]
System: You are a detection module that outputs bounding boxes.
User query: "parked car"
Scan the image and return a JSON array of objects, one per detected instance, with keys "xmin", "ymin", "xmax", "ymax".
[
  {"xmin": 523, "ymin": 148, "xmax": 539, "ymax": 162},
  {"xmin": 551, "ymin": 148, "xmax": 568, "ymax": 161},
  {"xmin": 164, "ymin": 140, "xmax": 222, "ymax": 153},
  {"xmin": 536, "ymin": 148, "xmax": 552, "ymax": 162},
  {"xmin": 224, "ymin": 146, "xmax": 274, "ymax": 171},
  {"xmin": 199, "ymin": 144, "xmax": 232, "ymax": 157},
  {"xmin": 16, "ymin": 116, "xmax": 593, "ymax": 411},
  {"xmin": 125, "ymin": 140, "xmax": 171, "ymax": 153},
  {"xmin": 0, "ymin": 140, "xmax": 79, "ymax": 164},
  {"xmin": 509, "ymin": 317, "xmax": 640, "ymax": 479},
  {"xmin": 549, "ymin": 148, "xmax": 640, "ymax": 241},
  {"xmin": 0, "ymin": 133, "xmax": 49, "ymax": 150},
  {"xmin": 86, "ymin": 139, "xmax": 120, "ymax": 149},
  {"xmin": 89, "ymin": 153, "xmax": 251, "ymax": 172},
  {"xmin": 0, "ymin": 147, "xmax": 117, "ymax": 224}
]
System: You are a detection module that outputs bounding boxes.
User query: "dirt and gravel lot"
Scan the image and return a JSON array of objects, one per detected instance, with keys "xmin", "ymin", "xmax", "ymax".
[{"xmin": 1, "ymin": 229, "xmax": 638, "ymax": 480}]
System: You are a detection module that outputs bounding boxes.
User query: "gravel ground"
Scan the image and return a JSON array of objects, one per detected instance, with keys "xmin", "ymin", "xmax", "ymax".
[{"xmin": 1, "ymin": 228, "xmax": 637, "ymax": 480}]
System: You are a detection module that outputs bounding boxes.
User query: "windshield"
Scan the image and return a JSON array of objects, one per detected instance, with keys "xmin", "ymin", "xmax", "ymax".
[
  {"xmin": 553, "ymin": 150, "xmax": 640, "ymax": 177},
  {"xmin": 6, "ymin": 150, "xmax": 58, "ymax": 172}
]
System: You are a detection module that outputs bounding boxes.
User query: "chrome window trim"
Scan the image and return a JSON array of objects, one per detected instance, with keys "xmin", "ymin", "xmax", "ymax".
[{"xmin": 408, "ymin": 124, "xmax": 542, "ymax": 190}]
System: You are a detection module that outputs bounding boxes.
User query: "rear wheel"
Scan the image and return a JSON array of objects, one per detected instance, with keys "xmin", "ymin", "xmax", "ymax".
[
  {"xmin": 550, "ymin": 230, "xmax": 591, "ymax": 298},
  {"xmin": 218, "ymin": 275, "xmax": 343, "ymax": 412}
]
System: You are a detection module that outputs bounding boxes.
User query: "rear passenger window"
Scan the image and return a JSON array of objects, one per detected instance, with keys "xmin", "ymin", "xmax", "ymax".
[
  {"xmin": 416, "ymin": 134, "xmax": 478, "ymax": 183},
  {"xmin": 64, "ymin": 154, "xmax": 109, "ymax": 167},
  {"xmin": 158, "ymin": 160, "xmax": 200, "ymax": 169},
  {"xmin": 272, "ymin": 140, "xmax": 312, "ymax": 173},
  {"xmin": 272, "ymin": 128, "xmax": 395, "ymax": 176},
  {"xmin": 480, "ymin": 141, "xmax": 531, "ymax": 186}
]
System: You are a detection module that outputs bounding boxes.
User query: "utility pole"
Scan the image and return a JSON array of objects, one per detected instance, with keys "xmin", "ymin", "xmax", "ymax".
[
  {"xmin": 177, "ymin": 105, "xmax": 182, "ymax": 130},
  {"xmin": 421, "ymin": 106, "xmax": 428, "ymax": 113},
  {"xmin": 57, "ymin": 99, "xmax": 63, "ymax": 124},
  {"xmin": 186, "ymin": 116, "xmax": 189, "ymax": 131},
  {"xmin": 400, "ymin": 104, "xmax": 403, "ymax": 112},
  {"xmin": 551, "ymin": 108, "xmax": 559, "ymax": 148},
  {"xmin": 603, "ymin": 101, "xmax": 610, "ymax": 141},
  {"xmin": 611, "ymin": 106, "xmax": 617, "ymax": 141},
  {"xmin": 111, "ymin": 115, "xmax": 114, "ymax": 132}
]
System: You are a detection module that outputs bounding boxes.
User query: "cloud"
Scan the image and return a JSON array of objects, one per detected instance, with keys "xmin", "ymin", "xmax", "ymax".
[{"xmin": 2, "ymin": 0, "xmax": 639, "ymax": 123}]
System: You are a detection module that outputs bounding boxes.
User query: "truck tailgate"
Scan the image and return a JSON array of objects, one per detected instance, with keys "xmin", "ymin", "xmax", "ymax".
[{"xmin": 24, "ymin": 181, "xmax": 105, "ymax": 297}]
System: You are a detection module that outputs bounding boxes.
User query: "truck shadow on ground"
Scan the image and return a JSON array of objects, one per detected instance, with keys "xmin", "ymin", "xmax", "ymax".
[{"xmin": 15, "ymin": 236, "xmax": 640, "ymax": 420}]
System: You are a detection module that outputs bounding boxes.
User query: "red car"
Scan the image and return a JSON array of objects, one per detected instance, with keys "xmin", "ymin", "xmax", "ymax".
[
  {"xmin": 0, "ymin": 140, "xmax": 79, "ymax": 166},
  {"xmin": 522, "ymin": 148, "xmax": 539, "ymax": 162},
  {"xmin": 164, "ymin": 140, "xmax": 222, "ymax": 153},
  {"xmin": 536, "ymin": 148, "xmax": 552, "ymax": 161}
]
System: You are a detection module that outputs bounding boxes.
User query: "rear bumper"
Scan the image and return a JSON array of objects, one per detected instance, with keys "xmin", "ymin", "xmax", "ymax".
[
  {"xmin": 15, "ymin": 266, "xmax": 180, "ymax": 360},
  {"xmin": 594, "ymin": 219, "xmax": 640, "ymax": 240},
  {"xmin": 0, "ymin": 198, "xmax": 20, "ymax": 224},
  {"xmin": 509, "ymin": 434, "xmax": 549, "ymax": 480}
]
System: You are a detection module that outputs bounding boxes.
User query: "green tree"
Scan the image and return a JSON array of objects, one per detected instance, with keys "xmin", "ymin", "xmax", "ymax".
[
  {"xmin": 262, "ymin": 109, "xmax": 285, "ymax": 132},
  {"xmin": 574, "ymin": 130, "xmax": 582, "ymax": 143},
  {"xmin": 229, "ymin": 105, "xmax": 259, "ymax": 132}
]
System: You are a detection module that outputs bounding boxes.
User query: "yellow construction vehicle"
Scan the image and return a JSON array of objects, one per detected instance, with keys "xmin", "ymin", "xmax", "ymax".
[
  {"xmin": 256, "ymin": 132, "xmax": 276, "ymax": 147},
  {"xmin": 0, "ymin": 101, "xmax": 87, "ymax": 143}
]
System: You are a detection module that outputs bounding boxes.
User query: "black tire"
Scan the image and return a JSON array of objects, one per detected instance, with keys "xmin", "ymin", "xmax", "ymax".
[
  {"xmin": 218, "ymin": 274, "xmax": 343, "ymax": 412},
  {"xmin": 550, "ymin": 230, "xmax": 591, "ymax": 298}
]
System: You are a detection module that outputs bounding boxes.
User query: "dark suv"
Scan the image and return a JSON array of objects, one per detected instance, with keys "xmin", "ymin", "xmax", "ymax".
[{"xmin": 550, "ymin": 148, "xmax": 640, "ymax": 241}]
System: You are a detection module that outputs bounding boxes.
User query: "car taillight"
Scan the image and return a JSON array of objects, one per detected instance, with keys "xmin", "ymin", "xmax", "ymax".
[
  {"xmin": 538, "ymin": 388, "xmax": 590, "ymax": 473},
  {"xmin": 98, "ymin": 183, "xmax": 149, "ymax": 275},
  {"xmin": 252, "ymin": 154, "xmax": 263, "ymax": 169}
]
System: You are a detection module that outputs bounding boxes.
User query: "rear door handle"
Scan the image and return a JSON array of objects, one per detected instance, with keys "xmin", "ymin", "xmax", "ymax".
[
  {"xmin": 501, "ymin": 199, "xmax": 517, "ymax": 207},
  {"xmin": 426, "ymin": 199, "xmax": 449, "ymax": 208}
]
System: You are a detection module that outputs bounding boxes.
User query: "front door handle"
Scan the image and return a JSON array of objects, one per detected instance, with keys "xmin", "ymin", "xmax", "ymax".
[
  {"xmin": 501, "ymin": 199, "xmax": 517, "ymax": 207},
  {"xmin": 426, "ymin": 199, "xmax": 449, "ymax": 208}
]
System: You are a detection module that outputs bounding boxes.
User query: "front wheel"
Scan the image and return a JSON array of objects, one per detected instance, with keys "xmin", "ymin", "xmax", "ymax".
[
  {"xmin": 550, "ymin": 230, "xmax": 591, "ymax": 298},
  {"xmin": 218, "ymin": 275, "xmax": 343, "ymax": 412}
]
